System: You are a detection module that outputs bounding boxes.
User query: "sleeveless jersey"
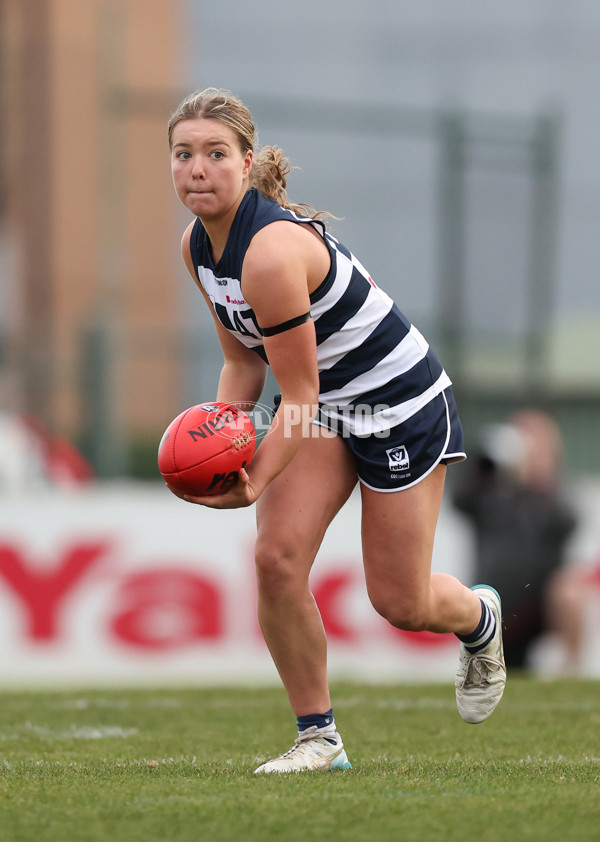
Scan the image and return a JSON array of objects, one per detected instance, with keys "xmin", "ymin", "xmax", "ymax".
[{"xmin": 189, "ymin": 188, "xmax": 451, "ymax": 435}]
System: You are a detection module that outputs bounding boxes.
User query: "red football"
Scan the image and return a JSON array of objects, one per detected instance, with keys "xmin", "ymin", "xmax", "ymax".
[{"xmin": 158, "ymin": 402, "xmax": 256, "ymax": 496}]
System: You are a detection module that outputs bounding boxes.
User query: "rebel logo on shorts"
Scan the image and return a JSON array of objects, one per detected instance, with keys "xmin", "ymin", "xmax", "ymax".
[{"xmin": 386, "ymin": 445, "xmax": 410, "ymax": 472}]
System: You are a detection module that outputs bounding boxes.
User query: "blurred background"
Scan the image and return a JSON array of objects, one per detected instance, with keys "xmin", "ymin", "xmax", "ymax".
[{"xmin": 0, "ymin": 0, "xmax": 599, "ymax": 685}]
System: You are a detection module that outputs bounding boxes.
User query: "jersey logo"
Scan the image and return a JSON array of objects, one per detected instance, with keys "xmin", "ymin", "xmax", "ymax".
[{"xmin": 386, "ymin": 445, "xmax": 410, "ymax": 472}]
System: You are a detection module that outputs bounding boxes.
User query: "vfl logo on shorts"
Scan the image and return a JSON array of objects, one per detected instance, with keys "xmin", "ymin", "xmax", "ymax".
[{"xmin": 387, "ymin": 445, "xmax": 410, "ymax": 472}]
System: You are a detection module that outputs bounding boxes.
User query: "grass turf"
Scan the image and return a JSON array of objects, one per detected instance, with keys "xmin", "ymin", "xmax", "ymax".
[{"xmin": 0, "ymin": 678, "xmax": 598, "ymax": 842}]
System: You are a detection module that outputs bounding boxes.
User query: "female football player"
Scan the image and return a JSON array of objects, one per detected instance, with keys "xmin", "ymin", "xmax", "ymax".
[{"xmin": 167, "ymin": 88, "xmax": 506, "ymax": 772}]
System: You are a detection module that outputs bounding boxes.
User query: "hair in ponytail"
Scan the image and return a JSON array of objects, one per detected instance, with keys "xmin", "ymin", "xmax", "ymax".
[{"xmin": 168, "ymin": 88, "xmax": 332, "ymax": 220}]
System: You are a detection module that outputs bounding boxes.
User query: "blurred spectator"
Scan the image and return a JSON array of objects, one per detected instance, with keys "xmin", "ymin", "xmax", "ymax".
[
  {"xmin": 543, "ymin": 553, "xmax": 600, "ymax": 676},
  {"xmin": 0, "ymin": 412, "xmax": 94, "ymax": 492},
  {"xmin": 452, "ymin": 410, "xmax": 578, "ymax": 672}
]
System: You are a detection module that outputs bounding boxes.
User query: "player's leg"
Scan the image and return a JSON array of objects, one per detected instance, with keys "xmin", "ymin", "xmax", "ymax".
[
  {"xmin": 253, "ymin": 427, "xmax": 357, "ymax": 772},
  {"xmin": 254, "ymin": 427, "xmax": 356, "ymax": 713},
  {"xmin": 360, "ymin": 464, "xmax": 506, "ymax": 723},
  {"xmin": 360, "ymin": 465, "xmax": 480, "ymax": 632}
]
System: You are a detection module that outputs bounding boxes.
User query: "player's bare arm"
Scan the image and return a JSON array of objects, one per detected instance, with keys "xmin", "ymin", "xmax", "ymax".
[
  {"xmin": 183, "ymin": 222, "xmax": 322, "ymax": 509},
  {"xmin": 235, "ymin": 222, "xmax": 323, "ymax": 499}
]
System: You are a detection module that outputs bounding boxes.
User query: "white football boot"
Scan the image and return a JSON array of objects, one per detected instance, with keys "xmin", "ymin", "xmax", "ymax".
[
  {"xmin": 455, "ymin": 585, "xmax": 506, "ymax": 724},
  {"xmin": 254, "ymin": 726, "xmax": 352, "ymax": 774}
]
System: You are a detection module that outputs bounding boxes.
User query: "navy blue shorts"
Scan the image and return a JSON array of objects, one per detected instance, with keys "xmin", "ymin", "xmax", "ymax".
[{"xmin": 316, "ymin": 387, "xmax": 466, "ymax": 492}]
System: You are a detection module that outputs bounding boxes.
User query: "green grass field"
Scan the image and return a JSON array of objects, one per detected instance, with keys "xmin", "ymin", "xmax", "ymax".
[{"xmin": 0, "ymin": 678, "xmax": 598, "ymax": 842}]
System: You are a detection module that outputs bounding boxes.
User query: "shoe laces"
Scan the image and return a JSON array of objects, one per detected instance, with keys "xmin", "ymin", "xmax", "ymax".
[
  {"xmin": 281, "ymin": 727, "xmax": 336, "ymax": 759},
  {"xmin": 461, "ymin": 654, "xmax": 504, "ymax": 688}
]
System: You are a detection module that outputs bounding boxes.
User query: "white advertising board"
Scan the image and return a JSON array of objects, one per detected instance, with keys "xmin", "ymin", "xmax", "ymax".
[{"xmin": 1, "ymin": 481, "xmax": 599, "ymax": 687}]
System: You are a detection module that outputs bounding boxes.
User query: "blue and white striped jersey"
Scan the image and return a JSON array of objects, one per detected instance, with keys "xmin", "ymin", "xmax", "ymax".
[{"xmin": 189, "ymin": 188, "xmax": 451, "ymax": 435}]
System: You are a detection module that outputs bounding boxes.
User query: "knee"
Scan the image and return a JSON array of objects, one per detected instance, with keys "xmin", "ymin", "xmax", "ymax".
[
  {"xmin": 254, "ymin": 539, "xmax": 305, "ymax": 598},
  {"xmin": 369, "ymin": 589, "xmax": 429, "ymax": 632}
]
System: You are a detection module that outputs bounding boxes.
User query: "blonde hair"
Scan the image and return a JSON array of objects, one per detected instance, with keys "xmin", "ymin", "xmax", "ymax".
[{"xmin": 168, "ymin": 88, "xmax": 329, "ymax": 219}]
